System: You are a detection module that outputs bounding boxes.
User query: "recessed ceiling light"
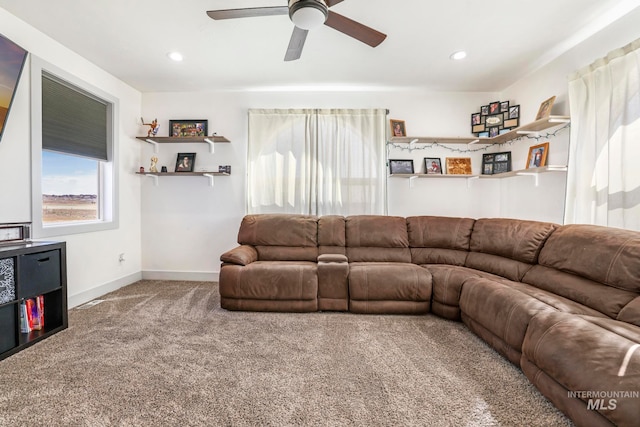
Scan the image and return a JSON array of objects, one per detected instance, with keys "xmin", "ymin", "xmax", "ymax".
[
  {"xmin": 168, "ymin": 52, "xmax": 183, "ymax": 62},
  {"xmin": 450, "ymin": 51, "xmax": 467, "ymax": 60}
]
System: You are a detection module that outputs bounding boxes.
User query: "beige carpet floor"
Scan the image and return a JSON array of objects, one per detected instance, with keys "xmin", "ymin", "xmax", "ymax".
[{"xmin": 0, "ymin": 280, "xmax": 572, "ymax": 426}]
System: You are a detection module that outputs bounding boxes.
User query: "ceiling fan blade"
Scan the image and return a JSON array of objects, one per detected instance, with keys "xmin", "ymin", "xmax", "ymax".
[
  {"xmin": 325, "ymin": 0, "xmax": 345, "ymax": 6},
  {"xmin": 285, "ymin": 27, "xmax": 309, "ymax": 61},
  {"xmin": 324, "ymin": 11, "xmax": 386, "ymax": 47},
  {"xmin": 206, "ymin": 7, "xmax": 288, "ymax": 20}
]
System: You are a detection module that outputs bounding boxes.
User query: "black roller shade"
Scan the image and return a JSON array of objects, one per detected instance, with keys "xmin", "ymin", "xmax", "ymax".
[{"xmin": 42, "ymin": 74, "xmax": 108, "ymax": 161}]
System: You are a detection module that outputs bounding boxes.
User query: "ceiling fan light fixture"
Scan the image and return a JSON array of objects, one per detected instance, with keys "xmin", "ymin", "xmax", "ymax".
[{"xmin": 289, "ymin": 0, "xmax": 328, "ymax": 30}]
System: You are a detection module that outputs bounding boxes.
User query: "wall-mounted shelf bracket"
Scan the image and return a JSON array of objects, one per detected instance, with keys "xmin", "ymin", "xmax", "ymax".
[
  {"xmin": 408, "ymin": 175, "xmax": 418, "ymax": 188},
  {"xmin": 146, "ymin": 174, "xmax": 159, "ymax": 186},
  {"xmin": 516, "ymin": 172, "xmax": 540, "ymax": 186},
  {"xmin": 145, "ymin": 139, "xmax": 160, "ymax": 153},
  {"xmin": 516, "ymin": 130, "xmax": 540, "ymax": 138},
  {"xmin": 203, "ymin": 138, "xmax": 216, "ymax": 153},
  {"xmin": 202, "ymin": 173, "xmax": 216, "ymax": 187},
  {"xmin": 467, "ymin": 175, "xmax": 480, "ymax": 188}
]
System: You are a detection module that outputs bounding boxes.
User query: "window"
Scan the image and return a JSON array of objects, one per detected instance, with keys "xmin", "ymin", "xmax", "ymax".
[
  {"xmin": 247, "ymin": 109, "xmax": 387, "ymax": 215},
  {"xmin": 30, "ymin": 57, "xmax": 118, "ymax": 237}
]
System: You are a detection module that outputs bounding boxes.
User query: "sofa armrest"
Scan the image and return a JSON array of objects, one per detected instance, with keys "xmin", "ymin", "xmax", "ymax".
[
  {"xmin": 318, "ymin": 253, "xmax": 348, "ymax": 263},
  {"xmin": 317, "ymin": 253, "xmax": 349, "ymax": 311},
  {"xmin": 220, "ymin": 245, "xmax": 258, "ymax": 266}
]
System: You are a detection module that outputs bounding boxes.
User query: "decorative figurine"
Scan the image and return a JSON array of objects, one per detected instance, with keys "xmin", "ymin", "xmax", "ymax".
[
  {"xmin": 161, "ymin": 166, "xmax": 168, "ymax": 173},
  {"xmin": 141, "ymin": 117, "xmax": 159, "ymax": 137},
  {"xmin": 139, "ymin": 167, "xmax": 145, "ymax": 173},
  {"xmin": 150, "ymin": 156, "xmax": 158, "ymax": 173}
]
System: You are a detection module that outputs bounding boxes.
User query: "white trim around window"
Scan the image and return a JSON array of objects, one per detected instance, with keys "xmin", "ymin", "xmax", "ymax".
[{"xmin": 30, "ymin": 55, "xmax": 119, "ymax": 238}]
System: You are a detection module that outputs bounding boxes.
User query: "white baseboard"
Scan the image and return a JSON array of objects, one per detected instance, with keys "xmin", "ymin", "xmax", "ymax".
[
  {"xmin": 68, "ymin": 271, "xmax": 142, "ymax": 309},
  {"xmin": 141, "ymin": 270, "xmax": 219, "ymax": 282}
]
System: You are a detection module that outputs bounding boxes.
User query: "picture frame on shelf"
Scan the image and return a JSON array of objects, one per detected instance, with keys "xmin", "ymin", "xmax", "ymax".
[
  {"xmin": 485, "ymin": 114, "xmax": 503, "ymax": 127},
  {"xmin": 169, "ymin": 119, "xmax": 208, "ymax": 137},
  {"xmin": 504, "ymin": 118, "xmax": 519, "ymax": 129},
  {"xmin": 389, "ymin": 159, "xmax": 414, "ymax": 175},
  {"xmin": 424, "ymin": 158, "xmax": 442, "ymax": 174},
  {"xmin": 488, "ymin": 101, "xmax": 501, "ymax": 115},
  {"xmin": 508, "ymin": 105, "xmax": 520, "ymax": 119},
  {"xmin": 500, "ymin": 101, "xmax": 510, "ymax": 113},
  {"xmin": 526, "ymin": 142, "xmax": 549, "ymax": 168},
  {"xmin": 390, "ymin": 119, "xmax": 406, "ymax": 137},
  {"xmin": 175, "ymin": 152, "xmax": 196, "ymax": 172},
  {"xmin": 446, "ymin": 157, "xmax": 472, "ymax": 175},
  {"xmin": 482, "ymin": 151, "xmax": 512, "ymax": 175},
  {"xmin": 472, "ymin": 124, "xmax": 485, "ymax": 134},
  {"xmin": 535, "ymin": 96, "xmax": 556, "ymax": 120}
]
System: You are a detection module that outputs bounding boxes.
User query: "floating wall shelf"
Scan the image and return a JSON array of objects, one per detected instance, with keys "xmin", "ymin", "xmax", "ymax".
[
  {"xmin": 388, "ymin": 116, "xmax": 570, "ymax": 146},
  {"xmin": 389, "ymin": 165, "xmax": 568, "ymax": 187},
  {"xmin": 136, "ymin": 135, "xmax": 230, "ymax": 153},
  {"xmin": 136, "ymin": 171, "xmax": 230, "ymax": 187}
]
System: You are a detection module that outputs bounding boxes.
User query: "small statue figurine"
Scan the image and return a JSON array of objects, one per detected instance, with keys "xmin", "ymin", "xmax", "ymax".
[
  {"xmin": 141, "ymin": 117, "xmax": 159, "ymax": 137},
  {"xmin": 150, "ymin": 156, "xmax": 158, "ymax": 173}
]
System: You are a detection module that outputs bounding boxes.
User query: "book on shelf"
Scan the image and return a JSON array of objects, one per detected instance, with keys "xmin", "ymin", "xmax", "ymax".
[{"xmin": 19, "ymin": 296, "xmax": 45, "ymax": 333}]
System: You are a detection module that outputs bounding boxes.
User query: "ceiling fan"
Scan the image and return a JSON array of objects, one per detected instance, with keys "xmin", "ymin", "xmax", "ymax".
[{"xmin": 206, "ymin": 0, "xmax": 387, "ymax": 61}]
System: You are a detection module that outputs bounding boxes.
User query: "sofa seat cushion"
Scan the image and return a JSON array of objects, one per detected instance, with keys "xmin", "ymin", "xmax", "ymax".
[
  {"xmin": 219, "ymin": 261, "xmax": 317, "ymax": 301},
  {"xmin": 424, "ymin": 265, "xmax": 512, "ymax": 320},
  {"xmin": 522, "ymin": 311, "xmax": 640, "ymax": 427},
  {"xmin": 459, "ymin": 277, "xmax": 556, "ymax": 353},
  {"xmin": 348, "ymin": 262, "xmax": 431, "ymax": 314}
]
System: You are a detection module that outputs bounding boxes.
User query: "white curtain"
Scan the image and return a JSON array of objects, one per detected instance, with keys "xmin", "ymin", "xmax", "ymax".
[
  {"xmin": 247, "ymin": 108, "xmax": 387, "ymax": 215},
  {"xmin": 565, "ymin": 38, "xmax": 640, "ymax": 231}
]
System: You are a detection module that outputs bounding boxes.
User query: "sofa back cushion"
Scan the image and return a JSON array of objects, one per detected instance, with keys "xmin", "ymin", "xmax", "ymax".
[
  {"xmin": 238, "ymin": 214, "xmax": 318, "ymax": 261},
  {"xmin": 466, "ymin": 218, "xmax": 558, "ymax": 281},
  {"xmin": 346, "ymin": 215, "xmax": 411, "ymax": 262},
  {"xmin": 536, "ymin": 224, "xmax": 640, "ymax": 323},
  {"xmin": 318, "ymin": 215, "xmax": 346, "ymax": 255},
  {"xmin": 538, "ymin": 224, "xmax": 640, "ymax": 293},
  {"xmin": 407, "ymin": 216, "xmax": 474, "ymax": 266}
]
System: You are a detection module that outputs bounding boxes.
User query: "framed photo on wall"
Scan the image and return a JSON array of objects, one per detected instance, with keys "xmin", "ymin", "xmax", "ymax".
[
  {"xmin": 170, "ymin": 120, "xmax": 208, "ymax": 137},
  {"xmin": 446, "ymin": 157, "xmax": 472, "ymax": 175},
  {"xmin": 390, "ymin": 119, "xmax": 406, "ymax": 137},
  {"xmin": 175, "ymin": 152, "xmax": 196, "ymax": 172},
  {"xmin": 424, "ymin": 158, "xmax": 442, "ymax": 174},
  {"xmin": 526, "ymin": 142, "xmax": 549, "ymax": 168},
  {"xmin": 482, "ymin": 151, "xmax": 512, "ymax": 175},
  {"xmin": 389, "ymin": 159, "xmax": 414, "ymax": 174}
]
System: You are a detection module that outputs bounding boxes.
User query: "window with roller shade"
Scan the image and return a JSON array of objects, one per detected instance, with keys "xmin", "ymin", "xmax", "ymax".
[{"xmin": 31, "ymin": 57, "xmax": 118, "ymax": 237}]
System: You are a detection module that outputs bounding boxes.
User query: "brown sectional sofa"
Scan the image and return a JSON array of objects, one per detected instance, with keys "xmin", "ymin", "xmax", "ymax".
[{"xmin": 220, "ymin": 214, "xmax": 640, "ymax": 427}]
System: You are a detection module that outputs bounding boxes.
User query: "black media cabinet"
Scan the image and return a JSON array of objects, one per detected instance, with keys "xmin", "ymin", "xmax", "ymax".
[{"xmin": 0, "ymin": 241, "xmax": 68, "ymax": 361}]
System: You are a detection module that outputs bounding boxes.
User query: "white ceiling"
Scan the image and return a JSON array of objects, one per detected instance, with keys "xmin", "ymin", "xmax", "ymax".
[{"xmin": 1, "ymin": 0, "xmax": 639, "ymax": 93}]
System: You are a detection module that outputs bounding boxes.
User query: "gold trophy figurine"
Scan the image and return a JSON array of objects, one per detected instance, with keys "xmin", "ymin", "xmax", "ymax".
[{"xmin": 150, "ymin": 156, "xmax": 159, "ymax": 173}]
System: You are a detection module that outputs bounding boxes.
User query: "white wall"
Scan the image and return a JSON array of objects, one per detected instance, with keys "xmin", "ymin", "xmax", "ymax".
[
  {"xmin": 141, "ymin": 4, "xmax": 640, "ymax": 279},
  {"xmin": 0, "ymin": 9, "xmax": 143, "ymax": 306}
]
